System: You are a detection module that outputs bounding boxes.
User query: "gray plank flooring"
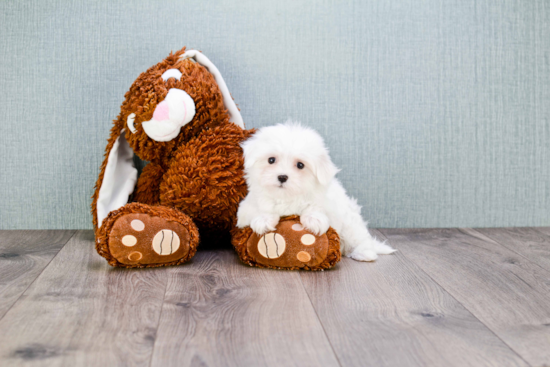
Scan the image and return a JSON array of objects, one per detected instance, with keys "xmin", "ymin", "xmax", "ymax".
[
  {"xmin": 0, "ymin": 228, "xmax": 549, "ymax": 367},
  {"xmin": 0, "ymin": 231, "xmax": 168, "ymax": 367},
  {"xmin": 298, "ymin": 230, "xmax": 527, "ymax": 367},
  {"xmin": 380, "ymin": 228, "xmax": 550, "ymax": 367},
  {"xmin": 475, "ymin": 227, "xmax": 550, "ymax": 271},
  {"xmin": 151, "ymin": 250, "xmax": 339, "ymax": 367},
  {"xmin": 0, "ymin": 230, "xmax": 75, "ymax": 320}
]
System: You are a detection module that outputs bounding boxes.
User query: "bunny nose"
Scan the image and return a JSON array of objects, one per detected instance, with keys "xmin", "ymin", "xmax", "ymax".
[
  {"xmin": 141, "ymin": 88, "xmax": 196, "ymax": 142},
  {"xmin": 153, "ymin": 101, "xmax": 170, "ymax": 121},
  {"xmin": 278, "ymin": 175, "xmax": 288, "ymax": 183}
]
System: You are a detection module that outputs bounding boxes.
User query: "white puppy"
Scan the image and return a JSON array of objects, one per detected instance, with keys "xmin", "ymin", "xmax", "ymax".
[{"xmin": 236, "ymin": 122, "xmax": 396, "ymax": 261}]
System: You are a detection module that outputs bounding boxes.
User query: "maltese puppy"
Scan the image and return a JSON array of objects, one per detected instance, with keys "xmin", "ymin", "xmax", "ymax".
[{"xmin": 236, "ymin": 121, "xmax": 396, "ymax": 261}]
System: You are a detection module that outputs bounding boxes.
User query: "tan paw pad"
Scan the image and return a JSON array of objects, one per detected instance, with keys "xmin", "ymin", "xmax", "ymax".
[
  {"xmin": 128, "ymin": 251, "xmax": 143, "ymax": 261},
  {"xmin": 121, "ymin": 235, "xmax": 137, "ymax": 247},
  {"xmin": 131, "ymin": 219, "xmax": 145, "ymax": 231},
  {"xmin": 300, "ymin": 234, "xmax": 316, "ymax": 245},
  {"xmin": 297, "ymin": 251, "xmax": 311, "ymax": 262},
  {"xmin": 257, "ymin": 233, "xmax": 286, "ymax": 259},
  {"xmin": 152, "ymin": 229, "xmax": 180, "ymax": 255}
]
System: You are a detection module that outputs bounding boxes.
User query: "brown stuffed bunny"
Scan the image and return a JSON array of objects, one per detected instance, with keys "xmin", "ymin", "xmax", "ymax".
[{"xmin": 92, "ymin": 47, "xmax": 340, "ymax": 270}]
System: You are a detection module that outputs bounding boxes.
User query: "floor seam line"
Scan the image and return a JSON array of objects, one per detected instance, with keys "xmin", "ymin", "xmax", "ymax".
[
  {"xmin": 469, "ymin": 228, "xmax": 550, "ymax": 275},
  {"xmin": 0, "ymin": 229, "xmax": 78, "ymax": 323},
  {"xmin": 297, "ymin": 273, "xmax": 344, "ymax": 367},
  {"xmin": 378, "ymin": 228, "xmax": 533, "ymax": 367},
  {"xmin": 147, "ymin": 266, "xmax": 171, "ymax": 367}
]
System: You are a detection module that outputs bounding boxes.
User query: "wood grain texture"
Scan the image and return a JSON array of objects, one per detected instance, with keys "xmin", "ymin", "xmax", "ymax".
[
  {"xmin": 299, "ymin": 229, "xmax": 527, "ymax": 367},
  {"xmin": 475, "ymin": 227, "xmax": 550, "ymax": 270},
  {"xmin": 534, "ymin": 227, "xmax": 550, "ymax": 238},
  {"xmin": 380, "ymin": 228, "xmax": 550, "ymax": 367},
  {"xmin": 0, "ymin": 230, "xmax": 168, "ymax": 367},
  {"xmin": 151, "ymin": 249, "xmax": 339, "ymax": 367},
  {"xmin": 2, "ymin": 228, "xmax": 550, "ymax": 366},
  {"xmin": 0, "ymin": 230, "xmax": 75, "ymax": 320}
]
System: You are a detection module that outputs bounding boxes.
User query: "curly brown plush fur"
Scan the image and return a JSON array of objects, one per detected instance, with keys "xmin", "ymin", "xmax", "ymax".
[
  {"xmin": 91, "ymin": 47, "xmax": 241, "ymax": 230},
  {"xmin": 160, "ymin": 123, "xmax": 254, "ymax": 231},
  {"xmin": 91, "ymin": 47, "xmax": 255, "ymax": 267},
  {"xmin": 133, "ymin": 163, "xmax": 164, "ymax": 205}
]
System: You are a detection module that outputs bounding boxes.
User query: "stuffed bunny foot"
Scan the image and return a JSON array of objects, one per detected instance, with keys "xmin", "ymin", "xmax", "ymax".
[
  {"xmin": 96, "ymin": 202, "xmax": 199, "ymax": 268},
  {"xmin": 231, "ymin": 215, "xmax": 341, "ymax": 271}
]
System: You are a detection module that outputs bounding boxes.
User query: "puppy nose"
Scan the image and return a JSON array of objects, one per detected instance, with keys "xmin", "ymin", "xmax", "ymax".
[{"xmin": 278, "ymin": 175, "xmax": 288, "ymax": 183}]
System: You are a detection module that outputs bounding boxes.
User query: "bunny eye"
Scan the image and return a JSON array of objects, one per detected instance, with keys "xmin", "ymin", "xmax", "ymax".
[
  {"xmin": 268, "ymin": 157, "xmax": 276, "ymax": 164},
  {"xmin": 161, "ymin": 68, "xmax": 182, "ymax": 82}
]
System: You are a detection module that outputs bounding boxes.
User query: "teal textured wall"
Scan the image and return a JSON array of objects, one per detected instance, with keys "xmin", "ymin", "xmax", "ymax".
[{"xmin": 0, "ymin": 0, "xmax": 548, "ymax": 229}]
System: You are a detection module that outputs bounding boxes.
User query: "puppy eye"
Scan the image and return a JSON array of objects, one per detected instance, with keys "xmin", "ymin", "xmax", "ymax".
[
  {"xmin": 297, "ymin": 162, "xmax": 305, "ymax": 169},
  {"xmin": 268, "ymin": 157, "xmax": 276, "ymax": 164}
]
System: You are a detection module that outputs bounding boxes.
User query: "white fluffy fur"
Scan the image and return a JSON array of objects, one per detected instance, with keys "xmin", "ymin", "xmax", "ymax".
[{"xmin": 237, "ymin": 121, "xmax": 396, "ymax": 262}]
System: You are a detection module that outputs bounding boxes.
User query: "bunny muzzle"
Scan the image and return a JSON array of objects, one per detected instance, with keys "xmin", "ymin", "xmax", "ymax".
[{"xmin": 129, "ymin": 88, "xmax": 196, "ymax": 142}]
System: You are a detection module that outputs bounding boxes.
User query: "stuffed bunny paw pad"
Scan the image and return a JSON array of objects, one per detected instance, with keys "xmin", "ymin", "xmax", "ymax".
[
  {"xmin": 231, "ymin": 215, "xmax": 341, "ymax": 271},
  {"xmin": 96, "ymin": 203, "xmax": 199, "ymax": 268}
]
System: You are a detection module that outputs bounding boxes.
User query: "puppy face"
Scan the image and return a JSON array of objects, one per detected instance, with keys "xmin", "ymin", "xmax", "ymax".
[{"xmin": 241, "ymin": 122, "xmax": 339, "ymax": 197}]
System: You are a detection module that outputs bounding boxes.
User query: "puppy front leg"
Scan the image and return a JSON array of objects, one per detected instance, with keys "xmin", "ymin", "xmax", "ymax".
[
  {"xmin": 237, "ymin": 196, "xmax": 279, "ymax": 235},
  {"xmin": 250, "ymin": 213, "xmax": 280, "ymax": 235},
  {"xmin": 236, "ymin": 197, "xmax": 256, "ymax": 228},
  {"xmin": 300, "ymin": 207, "xmax": 330, "ymax": 235}
]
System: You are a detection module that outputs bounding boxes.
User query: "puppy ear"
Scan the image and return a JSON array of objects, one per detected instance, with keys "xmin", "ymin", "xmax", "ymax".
[{"xmin": 312, "ymin": 153, "xmax": 339, "ymax": 186}]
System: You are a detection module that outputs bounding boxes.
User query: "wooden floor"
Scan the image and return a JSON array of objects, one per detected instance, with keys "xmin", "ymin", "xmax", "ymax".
[{"xmin": 0, "ymin": 228, "xmax": 549, "ymax": 367}]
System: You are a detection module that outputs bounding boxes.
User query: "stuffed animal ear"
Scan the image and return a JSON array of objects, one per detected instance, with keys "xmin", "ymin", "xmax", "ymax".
[
  {"xmin": 180, "ymin": 50, "xmax": 244, "ymax": 129},
  {"xmin": 93, "ymin": 126, "xmax": 138, "ymax": 229}
]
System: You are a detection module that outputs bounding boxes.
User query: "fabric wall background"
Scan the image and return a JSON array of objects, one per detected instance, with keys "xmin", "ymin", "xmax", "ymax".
[{"xmin": 0, "ymin": 0, "xmax": 548, "ymax": 229}]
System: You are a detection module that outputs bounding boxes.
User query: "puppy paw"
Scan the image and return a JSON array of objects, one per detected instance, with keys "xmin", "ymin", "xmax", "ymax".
[
  {"xmin": 300, "ymin": 212, "xmax": 330, "ymax": 235},
  {"xmin": 251, "ymin": 214, "xmax": 279, "ymax": 235},
  {"xmin": 348, "ymin": 244, "xmax": 379, "ymax": 262}
]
